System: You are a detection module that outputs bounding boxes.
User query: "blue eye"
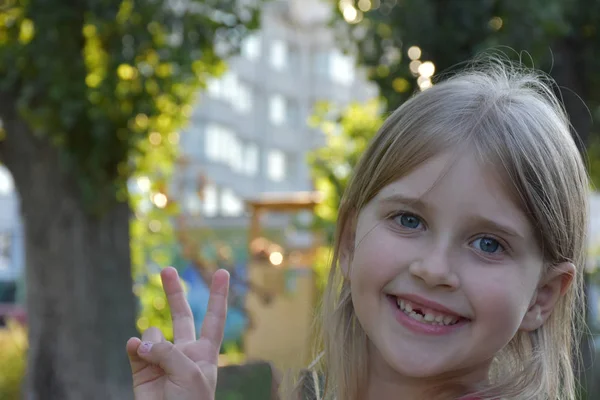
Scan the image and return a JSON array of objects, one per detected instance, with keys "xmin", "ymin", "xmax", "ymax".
[
  {"xmin": 473, "ymin": 237, "xmax": 502, "ymax": 253},
  {"xmin": 394, "ymin": 213, "xmax": 422, "ymax": 229}
]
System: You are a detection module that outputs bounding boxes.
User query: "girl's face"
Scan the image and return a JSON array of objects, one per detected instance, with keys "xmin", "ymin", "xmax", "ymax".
[{"xmin": 348, "ymin": 151, "xmax": 546, "ymax": 382}]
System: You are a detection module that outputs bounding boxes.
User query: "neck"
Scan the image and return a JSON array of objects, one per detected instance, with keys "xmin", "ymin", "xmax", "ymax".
[
  {"xmin": 364, "ymin": 342, "xmax": 490, "ymax": 400},
  {"xmin": 365, "ymin": 374, "xmax": 470, "ymax": 400}
]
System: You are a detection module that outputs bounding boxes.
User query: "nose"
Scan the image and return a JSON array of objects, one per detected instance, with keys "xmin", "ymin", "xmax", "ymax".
[{"xmin": 409, "ymin": 246, "xmax": 460, "ymax": 289}]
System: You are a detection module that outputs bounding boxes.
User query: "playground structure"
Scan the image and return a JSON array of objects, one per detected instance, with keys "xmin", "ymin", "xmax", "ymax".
[{"xmin": 243, "ymin": 191, "xmax": 322, "ymax": 371}]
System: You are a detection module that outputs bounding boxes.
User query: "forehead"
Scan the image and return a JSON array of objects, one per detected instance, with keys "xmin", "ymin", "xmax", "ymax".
[{"xmin": 373, "ymin": 151, "xmax": 533, "ymax": 236}]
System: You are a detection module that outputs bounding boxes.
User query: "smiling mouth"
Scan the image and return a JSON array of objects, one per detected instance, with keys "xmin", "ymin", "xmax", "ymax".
[{"xmin": 389, "ymin": 295, "xmax": 468, "ymax": 326}]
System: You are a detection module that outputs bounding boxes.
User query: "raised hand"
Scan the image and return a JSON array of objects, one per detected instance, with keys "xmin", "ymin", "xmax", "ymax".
[{"xmin": 126, "ymin": 267, "xmax": 230, "ymax": 400}]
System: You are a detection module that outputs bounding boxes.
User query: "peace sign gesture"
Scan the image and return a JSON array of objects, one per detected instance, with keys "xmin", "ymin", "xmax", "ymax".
[{"xmin": 126, "ymin": 267, "xmax": 230, "ymax": 400}]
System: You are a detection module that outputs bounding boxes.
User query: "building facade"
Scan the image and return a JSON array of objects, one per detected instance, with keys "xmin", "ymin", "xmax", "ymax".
[
  {"xmin": 0, "ymin": 166, "xmax": 24, "ymax": 303},
  {"xmin": 175, "ymin": 0, "xmax": 377, "ymax": 228}
]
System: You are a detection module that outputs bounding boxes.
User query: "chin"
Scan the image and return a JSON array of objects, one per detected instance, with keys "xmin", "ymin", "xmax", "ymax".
[
  {"xmin": 390, "ymin": 362, "xmax": 451, "ymax": 379},
  {"xmin": 380, "ymin": 348, "xmax": 462, "ymax": 379}
]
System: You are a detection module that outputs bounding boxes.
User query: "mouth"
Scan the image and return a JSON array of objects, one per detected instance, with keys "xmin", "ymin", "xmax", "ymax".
[{"xmin": 387, "ymin": 295, "xmax": 469, "ymax": 327}]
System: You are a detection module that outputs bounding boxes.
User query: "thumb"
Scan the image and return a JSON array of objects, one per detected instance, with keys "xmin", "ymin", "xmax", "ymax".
[{"xmin": 137, "ymin": 341, "xmax": 200, "ymax": 379}]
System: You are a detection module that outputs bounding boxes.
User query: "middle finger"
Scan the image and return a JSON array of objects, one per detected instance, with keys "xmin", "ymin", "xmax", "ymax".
[{"xmin": 161, "ymin": 267, "xmax": 197, "ymax": 344}]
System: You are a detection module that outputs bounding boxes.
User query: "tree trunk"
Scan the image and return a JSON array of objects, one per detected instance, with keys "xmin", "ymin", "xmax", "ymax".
[{"xmin": 0, "ymin": 98, "xmax": 136, "ymax": 400}]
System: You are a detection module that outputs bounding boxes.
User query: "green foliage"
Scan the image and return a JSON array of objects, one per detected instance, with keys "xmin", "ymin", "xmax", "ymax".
[
  {"xmin": 134, "ymin": 271, "xmax": 180, "ymax": 341},
  {"xmin": 330, "ymin": 0, "xmax": 600, "ymax": 184},
  {"xmin": 587, "ymin": 137, "xmax": 600, "ymax": 190},
  {"xmin": 0, "ymin": 0, "xmax": 263, "ymax": 347},
  {"xmin": 308, "ymin": 100, "xmax": 384, "ymax": 297},
  {"xmin": 333, "ymin": 0, "xmax": 599, "ymax": 108},
  {"xmin": 0, "ymin": 0, "xmax": 261, "ymax": 214},
  {"xmin": 308, "ymin": 99, "xmax": 384, "ymax": 243},
  {"xmin": 0, "ymin": 321, "xmax": 27, "ymax": 400},
  {"xmin": 128, "ymin": 135, "xmax": 190, "ymax": 342},
  {"xmin": 130, "ymin": 173, "xmax": 179, "ymax": 275}
]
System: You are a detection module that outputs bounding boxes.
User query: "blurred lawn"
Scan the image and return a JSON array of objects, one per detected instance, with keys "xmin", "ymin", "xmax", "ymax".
[
  {"xmin": 0, "ymin": 320, "xmax": 26, "ymax": 400},
  {"xmin": 216, "ymin": 362, "xmax": 274, "ymax": 400}
]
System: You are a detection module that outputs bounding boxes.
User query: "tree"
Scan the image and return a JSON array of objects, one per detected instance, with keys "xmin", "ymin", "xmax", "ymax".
[
  {"xmin": 0, "ymin": 1, "xmax": 260, "ymax": 399},
  {"xmin": 332, "ymin": 0, "xmax": 600, "ymax": 167},
  {"xmin": 307, "ymin": 100, "xmax": 383, "ymax": 295},
  {"xmin": 308, "ymin": 100, "xmax": 383, "ymax": 242}
]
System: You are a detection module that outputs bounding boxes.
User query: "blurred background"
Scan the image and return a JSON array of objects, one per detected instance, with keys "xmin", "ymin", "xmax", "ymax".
[{"xmin": 1, "ymin": 0, "xmax": 600, "ymax": 399}]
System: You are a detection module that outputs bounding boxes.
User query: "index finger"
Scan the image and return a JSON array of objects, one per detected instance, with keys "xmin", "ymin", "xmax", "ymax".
[
  {"xmin": 161, "ymin": 267, "xmax": 196, "ymax": 344},
  {"xmin": 200, "ymin": 269, "xmax": 230, "ymax": 350}
]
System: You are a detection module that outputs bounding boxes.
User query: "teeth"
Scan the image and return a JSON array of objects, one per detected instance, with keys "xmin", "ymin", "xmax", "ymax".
[
  {"xmin": 395, "ymin": 298, "xmax": 460, "ymax": 326},
  {"xmin": 410, "ymin": 312, "xmax": 423, "ymax": 321}
]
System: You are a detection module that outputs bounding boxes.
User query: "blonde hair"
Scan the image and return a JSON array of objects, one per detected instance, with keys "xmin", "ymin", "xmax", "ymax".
[{"xmin": 303, "ymin": 58, "xmax": 589, "ymax": 400}]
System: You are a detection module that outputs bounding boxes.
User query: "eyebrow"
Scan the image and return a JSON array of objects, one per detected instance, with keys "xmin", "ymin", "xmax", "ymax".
[
  {"xmin": 377, "ymin": 193, "xmax": 525, "ymax": 239},
  {"xmin": 467, "ymin": 215, "xmax": 525, "ymax": 239},
  {"xmin": 377, "ymin": 194, "xmax": 431, "ymax": 211}
]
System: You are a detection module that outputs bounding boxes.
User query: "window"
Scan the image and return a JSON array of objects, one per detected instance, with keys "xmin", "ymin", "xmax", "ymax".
[
  {"xmin": 205, "ymin": 124, "xmax": 221, "ymax": 161},
  {"xmin": 221, "ymin": 72, "xmax": 237, "ymax": 99},
  {"xmin": 202, "ymin": 183, "xmax": 218, "ymax": 217},
  {"xmin": 269, "ymin": 94, "xmax": 286, "ymax": 126},
  {"xmin": 234, "ymin": 81, "xmax": 252, "ymax": 113},
  {"xmin": 270, "ymin": 39, "xmax": 287, "ymax": 70},
  {"xmin": 204, "ymin": 124, "xmax": 244, "ymax": 173},
  {"xmin": 312, "ymin": 49, "xmax": 355, "ymax": 86},
  {"xmin": 267, "ymin": 149, "xmax": 286, "ymax": 182},
  {"xmin": 207, "ymin": 78, "xmax": 222, "ymax": 97},
  {"xmin": 0, "ymin": 166, "xmax": 14, "ymax": 195},
  {"xmin": 242, "ymin": 34, "xmax": 261, "ymax": 61},
  {"xmin": 227, "ymin": 134, "xmax": 244, "ymax": 173},
  {"xmin": 221, "ymin": 188, "xmax": 244, "ymax": 217},
  {"xmin": 206, "ymin": 72, "xmax": 253, "ymax": 113},
  {"xmin": 330, "ymin": 50, "xmax": 355, "ymax": 85},
  {"xmin": 244, "ymin": 143, "xmax": 259, "ymax": 176}
]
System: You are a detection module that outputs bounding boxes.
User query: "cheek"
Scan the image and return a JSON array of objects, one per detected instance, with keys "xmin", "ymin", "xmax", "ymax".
[
  {"xmin": 350, "ymin": 226, "xmax": 406, "ymax": 290},
  {"xmin": 466, "ymin": 270, "xmax": 535, "ymax": 336}
]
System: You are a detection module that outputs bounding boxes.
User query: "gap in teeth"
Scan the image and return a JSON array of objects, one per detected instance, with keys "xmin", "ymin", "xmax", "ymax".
[{"xmin": 396, "ymin": 298, "xmax": 459, "ymax": 326}]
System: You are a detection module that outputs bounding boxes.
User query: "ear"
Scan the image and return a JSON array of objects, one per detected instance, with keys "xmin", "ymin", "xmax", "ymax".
[
  {"xmin": 520, "ymin": 262, "xmax": 575, "ymax": 332},
  {"xmin": 339, "ymin": 213, "xmax": 357, "ymax": 279}
]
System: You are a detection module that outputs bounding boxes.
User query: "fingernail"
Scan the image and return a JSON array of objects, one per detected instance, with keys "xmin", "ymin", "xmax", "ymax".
[{"xmin": 139, "ymin": 341, "xmax": 153, "ymax": 354}]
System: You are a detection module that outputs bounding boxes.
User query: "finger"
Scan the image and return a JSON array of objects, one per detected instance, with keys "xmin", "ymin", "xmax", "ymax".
[
  {"xmin": 141, "ymin": 326, "xmax": 166, "ymax": 343},
  {"xmin": 126, "ymin": 337, "xmax": 146, "ymax": 374},
  {"xmin": 199, "ymin": 269, "xmax": 230, "ymax": 358},
  {"xmin": 136, "ymin": 340, "xmax": 200, "ymax": 380},
  {"xmin": 161, "ymin": 266, "xmax": 196, "ymax": 344}
]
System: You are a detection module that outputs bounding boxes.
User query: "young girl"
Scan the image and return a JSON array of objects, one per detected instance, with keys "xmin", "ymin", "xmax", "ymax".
[{"xmin": 126, "ymin": 58, "xmax": 589, "ymax": 400}]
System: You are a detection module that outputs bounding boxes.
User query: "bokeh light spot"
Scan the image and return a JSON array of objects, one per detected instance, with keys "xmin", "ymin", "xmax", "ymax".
[
  {"xmin": 489, "ymin": 17, "xmax": 503, "ymax": 31},
  {"xmin": 269, "ymin": 251, "xmax": 284, "ymax": 266},
  {"xmin": 407, "ymin": 46, "xmax": 421, "ymax": 61}
]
